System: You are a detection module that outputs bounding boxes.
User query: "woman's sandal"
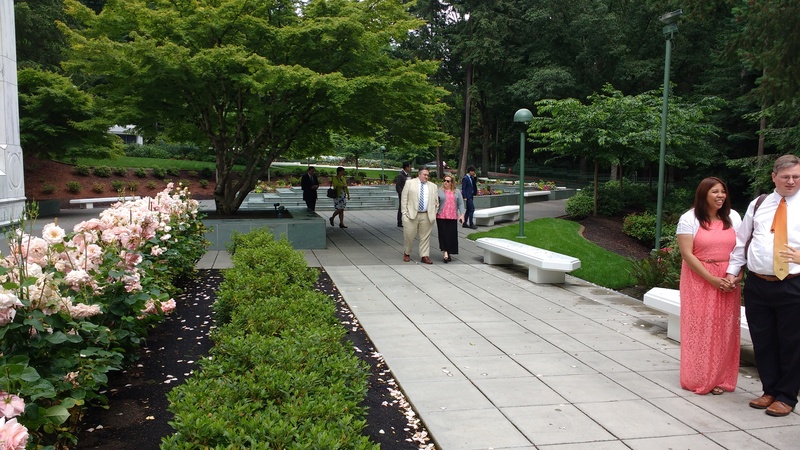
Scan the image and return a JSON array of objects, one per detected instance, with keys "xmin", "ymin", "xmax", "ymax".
[{"xmin": 711, "ymin": 387, "xmax": 724, "ymax": 395}]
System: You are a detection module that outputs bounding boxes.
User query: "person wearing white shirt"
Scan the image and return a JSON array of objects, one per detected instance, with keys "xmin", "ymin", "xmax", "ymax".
[
  {"xmin": 726, "ymin": 154, "xmax": 800, "ymax": 417},
  {"xmin": 400, "ymin": 167, "xmax": 439, "ymax": 264}
]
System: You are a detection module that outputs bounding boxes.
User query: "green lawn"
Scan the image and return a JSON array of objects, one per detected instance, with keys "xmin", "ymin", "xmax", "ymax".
[{"xmin": 467, "ymin": 218, "xmax": 636, "ymax": 290}]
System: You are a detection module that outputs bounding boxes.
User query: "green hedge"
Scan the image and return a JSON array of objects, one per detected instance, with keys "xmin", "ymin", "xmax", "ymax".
[{"xmin": 164, "ymin": 228, "xmax": 377, "ymax": 449}]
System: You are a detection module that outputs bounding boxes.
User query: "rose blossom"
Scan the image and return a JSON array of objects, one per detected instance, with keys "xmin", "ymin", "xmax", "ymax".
[
  {"xmin": 0, "ymin": 416, "xmax": 29, "ymax": 450},
  {"xmin": 41, "ymin": 223, "xmax": 66, "ymax": 244},
  {"xmin": 0, "ymin": 393, "xmax": 24, "ymax": 419}
]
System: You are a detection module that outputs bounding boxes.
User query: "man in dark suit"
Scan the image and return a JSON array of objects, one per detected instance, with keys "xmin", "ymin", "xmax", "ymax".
[
  {"xmin": 300, "ymin": 166, "xmax": 320, "ymax": 212},
  {"xmin": 395, "ymin": 162, "xmax": 411, "ymax": 227},
  {"xmin": 461, "ymin": 165, "xmax": 477, "ymax": 229}
]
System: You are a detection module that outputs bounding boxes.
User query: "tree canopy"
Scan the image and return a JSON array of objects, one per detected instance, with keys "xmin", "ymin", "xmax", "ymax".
[{"xmin": 61, "ymin": 0, "xmax": 448, "ymax": 214}]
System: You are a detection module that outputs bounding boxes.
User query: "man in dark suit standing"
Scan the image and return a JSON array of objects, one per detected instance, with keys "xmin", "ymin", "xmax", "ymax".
[
  {"xmin": 461, "ymin": 165, "xmax": 478, "ymax": 229},
  {"xmin": 395, "ymin": 162, "xmax": 411, "ymax": 227},
  {"xmin": 300, "ymin": 166, "xmax": 320, "ymax": 212}
]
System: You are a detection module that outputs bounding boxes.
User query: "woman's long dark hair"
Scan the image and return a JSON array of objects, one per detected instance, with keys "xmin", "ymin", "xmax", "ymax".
[{"xmin": 693, "ymin": 177, "xmax": 732, "ymax": 230}]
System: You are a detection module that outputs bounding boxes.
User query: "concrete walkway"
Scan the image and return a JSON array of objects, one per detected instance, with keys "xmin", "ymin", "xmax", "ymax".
[{"xmin": 30, "ymin": 202, "xmax": 800, "ymax": 449}]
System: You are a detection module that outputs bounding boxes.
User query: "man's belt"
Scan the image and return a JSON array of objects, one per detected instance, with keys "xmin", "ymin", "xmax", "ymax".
[{"xmin": 752, "ymin": 272, "xmax": 800, "ymax": 282}]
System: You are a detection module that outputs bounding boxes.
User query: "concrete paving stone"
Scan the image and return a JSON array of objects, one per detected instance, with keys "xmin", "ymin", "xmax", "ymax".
[
  {"xmin": 502, "ymin": 404, "xmax": 616, "ymax": 446},
  {"xmin": 600, "ymin": 348, "xmax": 680, "ymax": 372},
  {"xmin": 570, "ymin": 351, "xmax": 631, "ymax": 374},
  {"xmin": 512, "ymin": 303, "xmax": 586, "ymax": 321},
  {"xmin": 536, "ymin": 441, "xmax": 630, "ymax": 450},
  {"xmin": 563, "ymin": 332, "xmax": 653, "ymax": 352},
  {"xmin": 515, "ymin": 315, "xmax": 563, "ymax": 335},
  {"xmin": 468, "ymin": 320, "xmax": 538, "ymax": 338},
  {"xmin": 648, "ymin": 396, "xmax": 738, "ymax": 433},
  {"xmin": 544, "ymin": 317, "xmax": 621, "ymax": 335},
  {"xmin": 423, "ymin": 334, "xmax": 504, "ymax": 359},
  {"xmin": 474, "ymin": 376, "xmax": 567, "ymax": 408},
  {"xmin": 381, "ymin": 355, "xmax": 466, "ymax": 383},
  {"xmin": 350, "ymin": 313, "xmax": 420, "ymax": 341},
  {"xmin": 641, "ymin": 369, "xmax": 696, "ymax": 397},
  {"xmin": 449, "ymin": 306, "xmax": 518, "ymax": 324},
  {"xmin": 576, "ymin": 399, "xmax": 696, "ymax": 440},
  {"xmin": 540, "ymin": 373, "xmax": 641, "ymax": 403},
  {"xmin": 488, "ymin": 333, "xmax": 570, "ymax": 356},
  {"xmin": 540, "ymin": 333, "xmax": 594, "ymax": 353},
  {"xmin": 602, "ymin": 370, "xmax": 681, "ymax": 399},
  {"xmin": 372, "ymin": 336, "xmax": 445, "ymax": 361},
  {"xmin": 422, "ymin": 408, "xmax": 532, "ymax": 449},
  {"xmin": 449, "ymin": 354, "xmax": 533, "ymax": 380},
  {"xmin": 704, "ymin": 430, "xmax": 781, "ymax": 450},
  {"xmin": 194, "ymin": 251, "xmax": 217, "ymax": 270},
  {"xmin": 511, "ymin": 353, "xmax": 599, "ymax": 377},
  {"xmin": 720, "ymin": 427, "xmax": 800, "ymax": 450},
  {"xmin": 623, "ymin": 434, "xmax": 727, "ymax": 449},
  {"xmin": 400, "ymin": 379, "xmax": 495, "ymax": 413},
  {"xmin": 401, "ymin": 307, "xmax": 463, "ymax": 325}
]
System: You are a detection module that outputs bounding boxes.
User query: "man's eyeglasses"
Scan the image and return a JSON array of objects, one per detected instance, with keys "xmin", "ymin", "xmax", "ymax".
[{"xmin": 777, "ymin": 175, "xmax": 800, "ymax": 182}]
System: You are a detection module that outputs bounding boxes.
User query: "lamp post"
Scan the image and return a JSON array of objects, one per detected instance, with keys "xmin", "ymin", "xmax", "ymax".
[
  {"xmin": 654, "ymin": 9, "xmax": 682, "ymax": 251},
  {"xmin": 514, "ymin": 108, "xmax": 533, "ymax": 238},
  {"xmin": 380, "ymin": 145, "xmax": 386, "ymax": 184}
]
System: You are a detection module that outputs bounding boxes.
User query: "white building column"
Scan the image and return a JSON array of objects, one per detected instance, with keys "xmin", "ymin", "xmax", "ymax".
[{"xmin": 0, "ymin": 2, "xmax": 27, "ymax": 226}]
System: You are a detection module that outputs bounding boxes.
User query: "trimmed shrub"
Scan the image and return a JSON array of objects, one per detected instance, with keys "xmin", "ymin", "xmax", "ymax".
[
  {"xmin": 628, "ymin": 235, "xmax": 682, "ymax": 289},
  {"xmin": 166, "ymin": 228, "xmax": 375, "ymax": 448},
  {"xmin": 42, "ymin": 183, "xmax": 56, "ymax": 195},
  {"xmin": 91, "ymin": 182, "xmax": 106, "ymax": 193},
  {"xmin": 112, "ymin": 167, "xmax": 128, "ymax": 177},
  {"xmin": 73, "ymin": 165, "xmax": 91, "ymax": 176},
  {"xmin": 93, "ymin": 166, "xmax": 113, "ymax": 178},
  {"xmin": 146, "ymin": 180, "xmax": 159, "ymax": 190},
  {"xmin": 111, "ymin": 180, "xmax": 126, "ymax": 191},
  {"xmin": 166, "ymin": 167, "xmax": 180, "ymax": 177},
  {"xmin": 565, "ymin": 191, "xmax": 593, "ymax": 219},
  {"xmin": 126, "ymin": 181, "xmax": 139, "ymax": 192},
  {"xmin": 199, "ymin": 167, "xmax": 214, "ymax": 180},
  {"xmin": 152, "ymin": 167, "xmax": 167, "ymax": 179},
  {"xmin": 199, "ymin": 179, "xmax": 209, "ymax": 188},
  {"xmin": 66, "ymin": 181, "xmax": 81, "ymax": 193},
  {"xmin": 135, "ymin": 167, "xmax": 148, "ymax": 178}
]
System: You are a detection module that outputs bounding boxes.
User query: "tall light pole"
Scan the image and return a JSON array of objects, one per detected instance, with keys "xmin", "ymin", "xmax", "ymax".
[
  {"xmin": 380, "ymin": 145, "xmax": 386, "ymax": 184},
  {"xmin": 654, "ymin": 9, "xmax": 683, "ymax": 251},
  {"xmin": 514, "ymin": 108, "xmax": 533, "ymax": 238}
]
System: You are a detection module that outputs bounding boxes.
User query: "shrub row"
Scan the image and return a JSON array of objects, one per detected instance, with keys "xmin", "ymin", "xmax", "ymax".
[
  {"xmin": 164, "ymin": 229, "xmax": 377, "ymax": 449},
  {"xmin": 72, "ymin": 165, "xmax": 215, "ymax": 181}
]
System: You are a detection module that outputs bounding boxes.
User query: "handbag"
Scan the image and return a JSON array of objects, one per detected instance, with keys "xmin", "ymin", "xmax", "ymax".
[{"xmin": 326, "ymin": 186, "xmax": 336, "ymax": 199}]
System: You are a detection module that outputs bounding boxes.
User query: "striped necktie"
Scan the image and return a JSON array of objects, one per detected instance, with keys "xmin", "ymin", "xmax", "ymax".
[{"xmin": 418, "ymin": 183, "xmax": 425, "ymax": 211}]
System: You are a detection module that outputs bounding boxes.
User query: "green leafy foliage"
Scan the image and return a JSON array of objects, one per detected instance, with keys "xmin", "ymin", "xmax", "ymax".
[
  {"xmin": 628, "ymin": 236, "xmax": 682, "ymax": 290},
  {"xmin": 166, "ymin": 228, "xmax": 376, "ymax": 448}
]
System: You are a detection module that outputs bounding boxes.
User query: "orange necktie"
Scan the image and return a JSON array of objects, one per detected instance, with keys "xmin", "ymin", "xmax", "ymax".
[{"xmin": 772, "ymin": 197, "xmax": 789, "ymax": 279}]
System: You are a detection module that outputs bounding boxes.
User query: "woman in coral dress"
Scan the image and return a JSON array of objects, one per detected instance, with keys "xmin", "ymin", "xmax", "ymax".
[{"xmin": 676, "ymin": 177, "xmax": 742, "ymax": 395}]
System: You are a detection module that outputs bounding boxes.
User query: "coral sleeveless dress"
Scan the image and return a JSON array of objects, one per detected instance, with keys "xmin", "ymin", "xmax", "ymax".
[{"xmin": 679, "ymin": 221, "xmax": 740, "ymax": 394}]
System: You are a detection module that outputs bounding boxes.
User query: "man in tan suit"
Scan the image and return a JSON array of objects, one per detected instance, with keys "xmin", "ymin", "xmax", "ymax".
[{"xmin": 401, "ymin": 167, "xmax": 439, "ymax": 264}]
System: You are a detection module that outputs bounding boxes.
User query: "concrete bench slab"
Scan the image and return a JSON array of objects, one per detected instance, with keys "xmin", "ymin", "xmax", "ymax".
[
  {"xmin": 475, "ymin": 237, "xmax": 581, "ymax": 283},
  {"xmin": 643, "ymin": 287, "xmax": 751, "ymax": 344},
  {"xmin": 69, "ymin": 196, "xmax": 140, "ymax": 209},
  {"xmin": 473, "ymin": 205, "xmax": 520, "ymax": 226}
]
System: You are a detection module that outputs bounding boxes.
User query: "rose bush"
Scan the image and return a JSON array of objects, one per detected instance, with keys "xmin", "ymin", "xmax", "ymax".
[{"xmin": 0, "ymin": 183, "xmax": 208, "ymax": 448}]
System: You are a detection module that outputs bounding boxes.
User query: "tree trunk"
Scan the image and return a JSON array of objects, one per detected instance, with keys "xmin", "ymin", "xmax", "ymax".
[
  {"xmin": 458, "ymin": 63, "xmax": 473, "ymax": 178},
  {"xmin": 480, "ymin": 104, "xmax": 490, "ymax": 178}
]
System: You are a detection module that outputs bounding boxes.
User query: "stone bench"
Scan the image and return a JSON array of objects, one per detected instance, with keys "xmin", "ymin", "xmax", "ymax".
[
  {"xmin": 475, "ymin": 237, "xmax": 581, "ymax": 283},
  {"xmin": 523, "ymin": 191, "xmax": 550, "ymax": 198},
  {"xmin": 473, "ymin": 205, "xmax": 520, "ymax": 226},
  {"xmin": 643, "ymin": 287, "xmax": 751, "ymax": 344},
  {"xmin": 69, "ymin": 196, "xmax": 140, "ymax": 209}
]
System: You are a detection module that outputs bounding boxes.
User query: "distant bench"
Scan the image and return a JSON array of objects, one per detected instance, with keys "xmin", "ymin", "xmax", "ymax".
[
  {"xmin": 643, "ymin": 287, "xmax": 751, "ymax": 344},
  {"xmin": 523, "ymin": 191, "xmax": 550, "ymax": 198},
  {"xmin": 70, "ymin": 196, "xmax": 140, "ymax": 209},
  {"xmin": 473, "ymin": 205, "xmax": 520, "ymax": 226},
  {"xmin": 475, "ymin": 237, "xmax": 581, "ymax": 283}
]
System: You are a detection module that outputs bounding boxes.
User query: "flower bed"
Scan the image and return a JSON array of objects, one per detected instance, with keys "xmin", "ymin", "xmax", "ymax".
[{"xmin": 0, "ymin": 184, "xmax": 208, "ymax": 449}]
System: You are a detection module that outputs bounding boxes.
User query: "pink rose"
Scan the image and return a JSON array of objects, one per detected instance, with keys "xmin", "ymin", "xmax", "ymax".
[
  {"xmin": 0, "ymin": 393, "xmax": 24, "ymax": 419},
  {"xmin": 0, "ymin": 417, "xmax": 29, "ymax": 450}
]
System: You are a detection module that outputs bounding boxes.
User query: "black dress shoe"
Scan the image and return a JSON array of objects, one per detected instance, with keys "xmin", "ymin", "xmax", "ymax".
[
  {"xmin": 462, "ymin": 224, "xmax": 470, "ymax": 228},
  {"xmin": 470, "ymin": 225, "xmax": 478, "ymax": 229}
]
